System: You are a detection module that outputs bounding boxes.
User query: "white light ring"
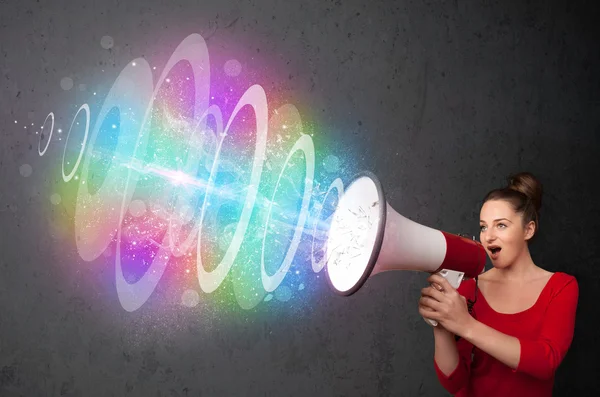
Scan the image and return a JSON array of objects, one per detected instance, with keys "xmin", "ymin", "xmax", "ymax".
[
  {"xmin": 62, "ymin": 104, "xmax": 90, "ymax": 182},
  {"xmin": 311, "ymin": 177, "xmax": 344, "ymax": 273},
  {"xmin": 196, "ymin": 84, "xmax": 269, "ymax": 294},
  {"xmin": 74, "ymin": 59, "xmax": 154, "ymax": 262},
  {"xmin": 261, "ymin": 133, "xmax": 315, "ymax": 292},
  {"xmin": 115, "ymin": 33, "xmax": 211, "ymax": 312},
  {"xmin": 167, "ymin": 104, "xmax": 224, "ymax": 257},
  {"xmin": 38, "ymin": 112, "xmax": 54, "ymax": 156}
]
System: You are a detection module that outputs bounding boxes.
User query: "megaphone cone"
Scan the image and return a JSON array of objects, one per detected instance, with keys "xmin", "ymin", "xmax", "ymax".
[{"xmin": 325, "ymin": 171, "xmax": 486, "ymax": 326}]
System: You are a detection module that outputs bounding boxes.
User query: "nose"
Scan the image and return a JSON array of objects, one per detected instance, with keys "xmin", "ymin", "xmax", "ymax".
[{"xmin": 483, "ymin": 229, "xmax": 497, "ymax": 243}]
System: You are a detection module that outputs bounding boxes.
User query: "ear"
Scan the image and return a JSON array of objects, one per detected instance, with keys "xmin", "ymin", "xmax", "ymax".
[{"xmin": 524, "ymin": 220, "xmax": 536, "ymax": 241}]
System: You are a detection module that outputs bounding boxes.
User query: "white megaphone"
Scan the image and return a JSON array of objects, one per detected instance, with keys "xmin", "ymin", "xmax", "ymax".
[{"xmin": 325, "ymin": 171, "xmax": 486, "ymax": 326}]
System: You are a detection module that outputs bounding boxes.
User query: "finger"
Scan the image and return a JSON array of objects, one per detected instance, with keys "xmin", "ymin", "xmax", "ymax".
[
  {"xmin": 427, "ymin": 274, "xmax": 446, "ymax": 286},
  {"xmin": 427, "ymin": 274, "xmax": 455, "ymax": 292},
  {"xmin": 419, "ymin": 306, "xmax": 440, "ymax": 321},
  {"xmin": 420, "ymin": 296, "xmax": 442, "ymax": 311},
  {"xmin": 421, "ymin": 286, "xmax": 447, "ymax": 302}
]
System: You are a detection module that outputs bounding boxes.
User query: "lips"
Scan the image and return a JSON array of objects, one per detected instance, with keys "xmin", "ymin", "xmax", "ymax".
[{"xmin": 488, "ymin": 245, "xmax": 502, "ymax": 259}]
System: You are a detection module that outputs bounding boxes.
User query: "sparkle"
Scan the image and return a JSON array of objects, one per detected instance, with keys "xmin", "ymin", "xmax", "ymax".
[{"xmin": 46, "ymin": 32, "xmax": 337, "ymax": 315}]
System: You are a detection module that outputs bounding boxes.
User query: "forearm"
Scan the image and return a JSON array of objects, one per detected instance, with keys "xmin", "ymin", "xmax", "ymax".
[
  {"xmin": 433, "ymin": 326, "xmax": 460, "ymax": 376},
  {"xmin": 462, "ymin": 319, "xmax": 521, "ymax": 370}
]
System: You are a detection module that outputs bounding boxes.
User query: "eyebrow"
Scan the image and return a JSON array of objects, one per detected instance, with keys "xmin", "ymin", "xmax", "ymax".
[{"xmin": 479, "ymin": 218, "xmax": 513, "ymax": 223}]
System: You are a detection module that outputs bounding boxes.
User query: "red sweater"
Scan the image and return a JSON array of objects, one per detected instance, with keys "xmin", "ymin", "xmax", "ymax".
[{"xmin": 434, "ymin": 272, "xmax": 578, "ymax": 397}]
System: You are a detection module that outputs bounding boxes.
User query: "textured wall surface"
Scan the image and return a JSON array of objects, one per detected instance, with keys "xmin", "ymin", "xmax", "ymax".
[{"xmin": 1, "ymin": 0, "xmax": 599, "ymax": 396}]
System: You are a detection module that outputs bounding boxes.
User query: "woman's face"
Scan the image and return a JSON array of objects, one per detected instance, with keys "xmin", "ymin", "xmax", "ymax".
[{"xmin": 479, "ymin": 199, "xmax": 535, "ymax": 268}]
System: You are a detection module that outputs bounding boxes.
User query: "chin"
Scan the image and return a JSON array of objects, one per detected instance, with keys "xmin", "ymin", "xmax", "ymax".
[{"xmin": 491, "ymin": 260, "xmax": 509, "ymax": 269}]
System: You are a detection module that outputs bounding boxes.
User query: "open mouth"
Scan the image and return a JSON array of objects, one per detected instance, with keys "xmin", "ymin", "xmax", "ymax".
[{"xmin": 488, "ymin": 246, "xmax": 502, "ymax": 257}]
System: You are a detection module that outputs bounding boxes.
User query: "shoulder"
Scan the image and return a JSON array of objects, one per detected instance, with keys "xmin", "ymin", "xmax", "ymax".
[
  {"xmin": 549, "ymin": 271, "xmax": 577, "ymax": 288},
  {"xmin": 546, "ymin": 272, "xmax": 579, "ymax": 302}
]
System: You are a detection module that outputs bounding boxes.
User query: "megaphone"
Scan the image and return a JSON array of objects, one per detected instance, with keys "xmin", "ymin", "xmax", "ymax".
[{"xmin": 325, "ymin": 171, "xmax": 486, "ymax": 326}]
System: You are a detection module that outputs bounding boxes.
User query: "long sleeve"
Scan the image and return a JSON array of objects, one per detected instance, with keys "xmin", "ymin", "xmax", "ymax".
[
  {"xmin": 514, "ymin": 276, "xmax": 579, "ymax": 380},
  {"xmin": 434, "ymin": 336, "xmax": 473, "ymax": 394},
  {"xmin": 433, "ymin": 278, "xmax": 477, "ymax": 394}
]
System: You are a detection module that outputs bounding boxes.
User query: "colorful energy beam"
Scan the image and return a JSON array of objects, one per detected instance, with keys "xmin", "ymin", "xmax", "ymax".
[{"xmin": 36, "ymin": 33, "xmax": 354, "ymax": 312}]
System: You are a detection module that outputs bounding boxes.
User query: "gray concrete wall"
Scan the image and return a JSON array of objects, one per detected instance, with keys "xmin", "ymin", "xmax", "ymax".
[{"xmin": 1, "ymin": 0, "xmax": 598, "ymax": 395}]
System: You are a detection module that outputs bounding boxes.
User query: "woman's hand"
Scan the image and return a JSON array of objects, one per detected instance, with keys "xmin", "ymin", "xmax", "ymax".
[{"xmin": 418, "ymin": 274, "xmax": 474, "ymax": 337}]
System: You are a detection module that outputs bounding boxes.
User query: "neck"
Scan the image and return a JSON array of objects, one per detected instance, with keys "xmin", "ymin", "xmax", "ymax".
[{"xmin": 493, "ymin": 246, "xmax": 537, "ymax": 281}]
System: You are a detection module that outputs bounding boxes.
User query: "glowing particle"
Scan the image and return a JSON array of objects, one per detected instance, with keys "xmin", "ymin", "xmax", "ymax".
[
  {"xmin": 298, "ymin": 283, "xmax": 305, "ymax": 291},
  {"xmin": 50, "ymin": 193, "xmax": 62, "ymax": 205},
  {"xmin": 100, "ymin": 35, "xmax": 114, "ymax": 49},
  {"xmin": 129, "ymin": 200, "xmax": 146, "ymax": 217},
  {"xmin": 323, "ymin": 155, "xmax": 341, "ymax": 173},
  {"xmin": 224, "ymin": 59, "xmax": 242, "ymax": 76},
  {"xmin": 60, "ymin": 77, "xmax": 74, "ymax": 91},
  {"xmin": 264, "ymin": 294, "xmax": 273, "ymax": 302},
  {"xmin": 19, "ymin": 164, "xmax": 32, "ymax": 177},
  {"xmin": 181, "ymin": 289, "xmax": 200, "ymax": 307},
  {"xmin": 275, "ymin": 286, "xmax": 292, "ymax": 302}
]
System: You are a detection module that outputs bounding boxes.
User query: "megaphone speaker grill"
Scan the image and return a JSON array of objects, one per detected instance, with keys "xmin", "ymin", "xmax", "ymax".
[
  {"xmin": 325, "ymin": 171, "xmax": 387, "ymax": 295},
  {"xmin": 325, "ymin": 171, "xmax": 486, "ymax": 304}
]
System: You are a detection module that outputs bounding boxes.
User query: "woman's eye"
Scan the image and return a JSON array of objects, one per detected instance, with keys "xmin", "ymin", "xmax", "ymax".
[
  {"xmin": 479, "ymin": 226, "xmax": 486, "ymax": 231},
  {"xmin": 498, "ymin": 223, "xmax": 506, "ymax": 228}
]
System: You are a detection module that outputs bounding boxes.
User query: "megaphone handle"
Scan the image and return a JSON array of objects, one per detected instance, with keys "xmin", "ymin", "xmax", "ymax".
[{"xmin": 424, "ymin": 269, "xmax": 465, "ymax": 327}]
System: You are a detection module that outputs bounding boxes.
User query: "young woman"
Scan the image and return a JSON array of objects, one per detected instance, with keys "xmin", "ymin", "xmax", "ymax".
[{"xmin": 418, "ymin": 172, "xmax": 579, "ymax": 396}]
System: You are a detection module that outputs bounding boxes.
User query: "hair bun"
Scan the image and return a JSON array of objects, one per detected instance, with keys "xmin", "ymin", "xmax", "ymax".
[{"xmin": 507, "ymin": 172, "xmax": 543, "ymax": 213}]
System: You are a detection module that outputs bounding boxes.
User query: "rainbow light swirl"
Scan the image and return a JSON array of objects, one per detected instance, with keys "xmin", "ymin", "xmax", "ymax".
[{"xmin": 38, "ymin": 33, "xmax": 357, "ymax": 313}]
